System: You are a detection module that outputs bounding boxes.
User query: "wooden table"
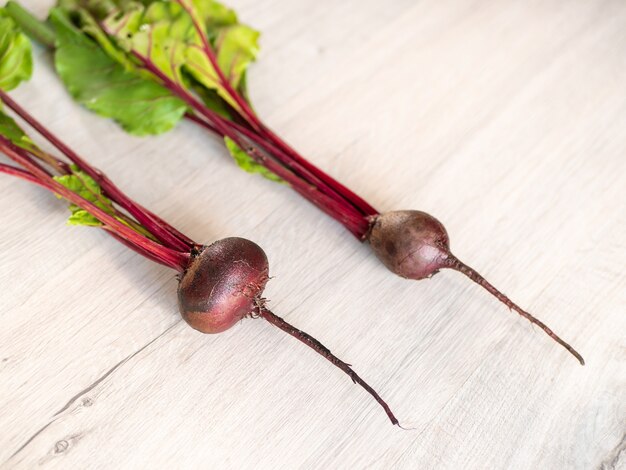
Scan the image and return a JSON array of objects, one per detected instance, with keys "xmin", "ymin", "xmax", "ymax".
[{"xmin": 1, "ymin": 1, "xmax": 624, "ymax": 468}]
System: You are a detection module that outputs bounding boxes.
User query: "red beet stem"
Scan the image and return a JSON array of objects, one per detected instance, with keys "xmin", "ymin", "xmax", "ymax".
[
  {"xmin": 176, "ymin": 0, "xmax": 378, "ymax": 222},
  {"xmin": 258, "ymin": 307, "xmax": 400, "ymax": 425},
  {"xmin": 0, "ymin": 162, "xmax": 47, "ymax": 186},
  {"xmin": 445, "ymin": 254, "xmax": 584, "ymax": 365},
  {"xmin": 0, "ymin": 89, "xmax": 193, "ymax": 252},
  {"xmin": 177, "ymin": 0, "xmax": 378, "ymax": 217},
  {"xmin": 0, "ymin": 138, "xmax": 189, "ymax": 271},
  {"xmin": 107, "ymin": 231, "xmax": 181, "ymax": 268},
  {"xmin": 189, "ymin": 108, "xmax": 366, "ymax": 235},
  {"xmin": 121, "ymin": 46, "xmax": 369, "ymax": 236}
]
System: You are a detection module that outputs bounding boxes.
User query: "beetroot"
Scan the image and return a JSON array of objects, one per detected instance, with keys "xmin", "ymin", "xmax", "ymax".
[
  {"xmin": 0, "ymin": 89, "xmax": 401, "ymax": 426},
  {"xmin": 178, "ymin": 238, "xmax": 269, "ymax": 334},
  {"xmin": 369, "ymin": 211, "xmax": 584, "ymax": 365},
  {"xmin": 369, "ymin": 211, "xmax": 450, "ymax": 281}
]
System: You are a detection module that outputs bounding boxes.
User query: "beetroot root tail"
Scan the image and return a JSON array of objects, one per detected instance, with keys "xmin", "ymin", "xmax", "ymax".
[
  {"xmin": 445, "ymin": 254, "xmax": 584, "ymax": 365},
  {"xmin": 258, "ymin": 307, "xmax": 400, "ymax": 425}
]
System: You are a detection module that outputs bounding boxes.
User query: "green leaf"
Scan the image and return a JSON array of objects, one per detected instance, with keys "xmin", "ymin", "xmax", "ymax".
[
  {"xmin": 50, "ymin": 7, "xmax": 188, "ymax": 136},
  {"xmin": 0, "ymin": 109, "xmax": 39, "ymax": 152},
  {"xmin": 101, "ymin": 0, "xmax": 259, "ymax": 111},
  {"xmin": 53, "ymin": 164, "xmax": 116, "ymax": 226},
  {"xmin": 103, "ymin": 2, "xmax": 218, "ymax": 88},
  {"xmin": 189, "ymin": 0, "xmax": 237, "ymax": 30},
  {"xmin": 53, "ymin": 165, "xmax": 104, "ymax": 201},
  {"xmin": 74, "ymin": 8, "xmax": 138, "ymax": 72},
  {"xmin": 224, "ymin": 136, "xmax": 284, "ymax": 183},
  {"xmin": 178, "ymin": 0, "xmax": 256, "ymax": 90},
  {"xmin": 0, "ymin": 8, "xmax": 33, "ymax": 91},
  {"xmin": 66, "ymin": 208, "xmax": 105, "ymax": 226},
  {"xmin": 215, "ymin": 24, "xmax": 259, "ymax": 90}
]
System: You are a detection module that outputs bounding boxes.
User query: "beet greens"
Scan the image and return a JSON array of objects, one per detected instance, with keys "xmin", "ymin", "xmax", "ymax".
[
  {"xmin": 0, "ymin": 12, "xmax": 400, "ymax": 425},
  {"xmin": 6, "ymin": 0, "xmax": 583, "ymax": 364}
]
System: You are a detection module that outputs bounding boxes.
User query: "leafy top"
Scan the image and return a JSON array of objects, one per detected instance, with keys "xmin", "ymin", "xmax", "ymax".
[
  {"xmin": 50, "ymin": 7, "xmax": 188, "ymax": 136},
  {"xmin": 48, "ymin": 0, "xmax": 280, "ymax": 181},
  {"xmin": 100, "ymin": 0, "xmax": 259, "ymax": 110},
  {"xmin": 0, "ymin": 7, "xmax": 33, "ymax": 91}
]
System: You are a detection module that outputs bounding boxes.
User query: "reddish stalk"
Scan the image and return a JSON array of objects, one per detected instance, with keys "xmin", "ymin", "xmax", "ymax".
[
  {"xmin": 130, "ymin": 52, "xmax": 368, "ymax": 236},
  {"xmin": 118, "ymin": 33, "xmax": 369, "ymax": 233},
  {"xmin": 186, "ymin": 111, "xmax": 370, "ymax": 234},
  {"xmin": 177, "ymin": 0, "xmax": 378, "ymax": 222},
  {"xmin": 0, "ymin": 164, "xmax": 146, "ymax": 261},
  {"xmin": 107, "ymin": 231, "xmax": 183, "ymax": 268},
  {"xmin": 0, "ymin": 137, "xmax": 189, "ymax": 271},
  {"xmin": 0, "ymin": 162, "xmax": 46, "ymax": 186},
  {"xmin": 0, "ymin": 90, "xmax": 193, "ymax": 252}
]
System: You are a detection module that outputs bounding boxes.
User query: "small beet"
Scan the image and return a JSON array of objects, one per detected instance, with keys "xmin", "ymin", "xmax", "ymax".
[
  {"xmin": 368, "ymin": 210, "xmax": 584, "ymax": 365},
  {"xmin": 368, "ymin": 210, "xmax": 449, "ymax": 280},
  {"xmin": 178, "ymin": 237, "xmax": 269, "ymax": 333}
]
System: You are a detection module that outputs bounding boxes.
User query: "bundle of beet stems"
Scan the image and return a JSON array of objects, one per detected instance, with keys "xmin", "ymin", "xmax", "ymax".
[
  {"xmin": 0, "ymin": 12, "xmax": 401, "ymax": 426},
  {"xmin": 6, "ymin": 1, "xmax": 583, "ymax": 364}
]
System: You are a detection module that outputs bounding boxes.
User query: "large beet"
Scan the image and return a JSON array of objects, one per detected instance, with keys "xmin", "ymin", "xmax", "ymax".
[{"xmin": 178, "ymin": 237, "xmax": 269, "ymax": 333}]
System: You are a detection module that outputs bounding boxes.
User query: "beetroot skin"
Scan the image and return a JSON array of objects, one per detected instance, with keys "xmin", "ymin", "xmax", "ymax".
[
  {"xmin": 178, "ymin": 237, "xmax": 269, "ymax": 333},
  {"xmin": 369, "ymin": 210, "xmax": 450, "ymax": 280}
]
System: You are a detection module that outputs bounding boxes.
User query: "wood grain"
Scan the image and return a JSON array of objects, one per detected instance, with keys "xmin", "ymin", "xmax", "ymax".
[{"xmin": 1, "ymin": 0, "xmax": 624, "ymax": 468}]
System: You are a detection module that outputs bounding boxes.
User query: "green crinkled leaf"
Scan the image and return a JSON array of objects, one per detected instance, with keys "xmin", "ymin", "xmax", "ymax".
[
  {"xmin": 50, "ymin": 7, "xmax": 188, "ymax": 136},
  {"xmin": 66, "ymin": 208, "xmax": 105, "ymax": 226},
  {"xmin": 0, "ymin": 8, "xmax": 33, "ymax": 91},
  {"xmin": 188, "ymin": 0, "xmax": 237, "ymax": 30},
  {"xmin": 224, "ymin": 136, "xmax": 283, "ymax": 183},
  {"xmin": 0, "ymin": 109, "xmax": 39, "ymax": 152},
  {"xmin": 215, "ymin": 24, "xmax": 259, "ymax": 90},
  {"xmin": 179, "ymin": 0, "xmax": 255, "ymax": 89},
  {"xmin": 101, "ymin": 0, "xmax": 259, "ymax": 111},
  {"xmin": 75, "ymin": 8, "xmax": 137, "ymax": 71},
  {"xmin": 54, "ymin": 165, "xmax": 104, "ymax": 201},
  {"xmin": 53, "ymin": 164, "xmax": 116, "ymax": 226}
]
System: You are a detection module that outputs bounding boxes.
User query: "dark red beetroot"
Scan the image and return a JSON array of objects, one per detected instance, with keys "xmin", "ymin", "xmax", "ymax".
[
  {"xmin": 368, "ymin": 211, "xmax": 584, "ymax": 365},
  {"xmin": 178, "ymin": 238, "xmax": 269, "ymax": 333},
  {"xmin": 174, "ymin": 237, "xmax": 399, "ymax": 425}
]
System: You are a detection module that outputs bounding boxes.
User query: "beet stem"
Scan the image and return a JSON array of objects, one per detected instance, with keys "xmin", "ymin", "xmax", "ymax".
[
  {"xmin": 0, "ymin": 89, "xmax": 193, "ymax": 252},
  {"xmin": 0, "ymin": 162, "xmax": 45, "ymax": 186},
  {"xmin": 121, "ymin": 47, "xmax": 368, "ymax": 237},
  {"xmin": 258, "ymin": 307, "xmax": 400, "ymax": 425},
  {"xmin": 0, "ymin": 138, "xmax": 189, "ymax": 271},
  {"xmin": 177, "ymin": 0, "xmax": 378, "ymax": 222},
  {"xmin": 446, "ymin": 254, "xmax": 584, "ymax": 365}
]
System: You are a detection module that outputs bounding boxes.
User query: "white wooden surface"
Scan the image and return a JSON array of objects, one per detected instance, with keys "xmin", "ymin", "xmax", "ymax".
[{"xmin": 1, "ymin": 1, "xmax": 625, "ymax": 468}]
